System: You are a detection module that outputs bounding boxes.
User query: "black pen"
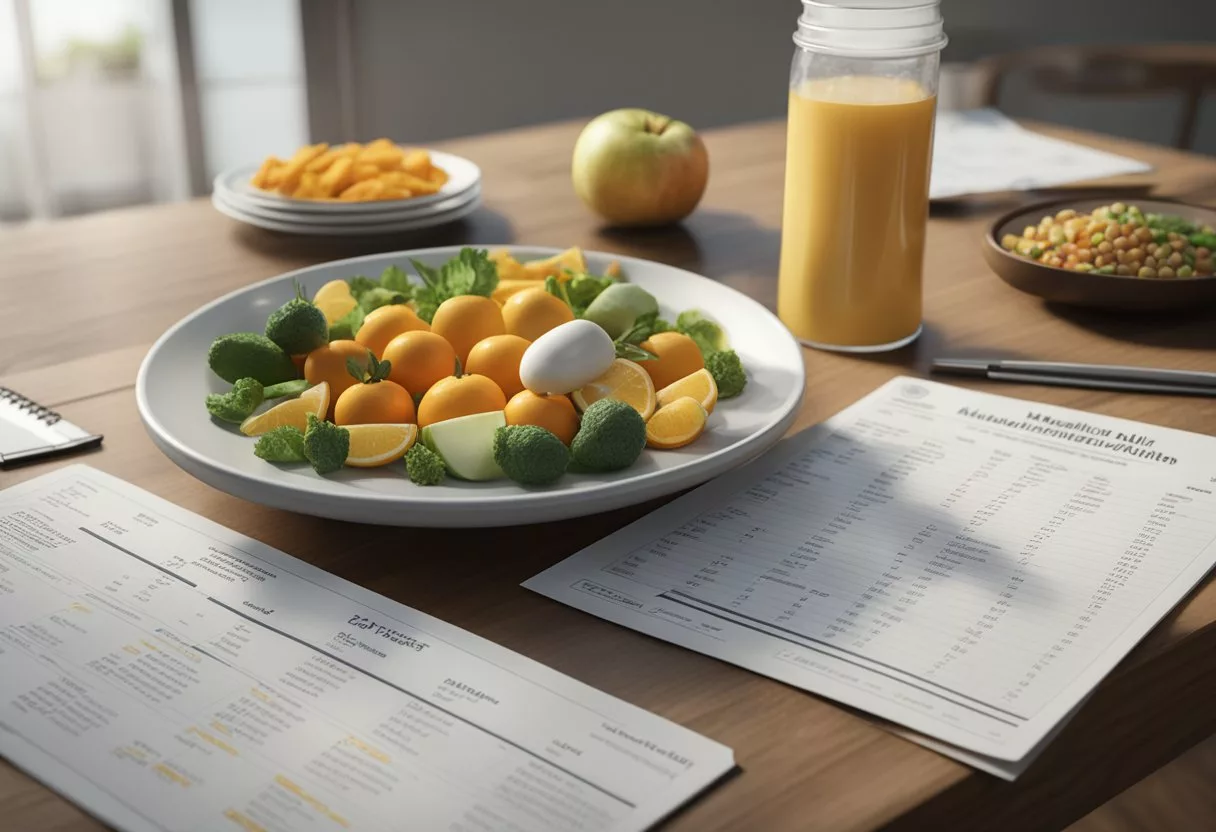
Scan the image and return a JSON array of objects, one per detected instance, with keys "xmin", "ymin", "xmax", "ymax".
[{"xmin": 931, "ymin": 359, "xmax": 1216, "ymax": 397}]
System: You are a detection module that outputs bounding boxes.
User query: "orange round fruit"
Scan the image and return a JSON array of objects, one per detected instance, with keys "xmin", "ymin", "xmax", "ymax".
[
  {"xmin": 504, "ymin": 390, "xmax": 580, "ymax": 445},
  {"xmin": 430, "ymin": 295, "xmax": 505, "ymax": 364},
  {"xmin": 334, "ymin": 380, "xmax": 416, "ymax": 426},
  {"xmin": 382, "ymin": 330, "xmax": 457, "ymax": 396},
  {"xmin": 355, "ymin": 304, "xmax": 430, "ymax": 357},
  {"xmin": 464, "ymin": 334, "xmax": 530, "ymax": 399},
  {"xmin": 304, "ymin": 340, "xmax": 370, "ymax": 414},
  {"xmin": 638, "ymin": 331, "xmax": 705, "ymax": 390},
  {"xmin": 501, "ymin": 287, "xmax": 574, "ymax": 342},
  {"xmin": 416, "ymin": 374, "xmax": 506, "ymax": 428}
]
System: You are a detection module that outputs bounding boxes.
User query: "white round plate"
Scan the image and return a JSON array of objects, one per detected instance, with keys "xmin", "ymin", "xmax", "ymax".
[
  {"xmin": 137, "ymin": 247, "xmax": 806, "ymax": 527},
  {"xmin": 214, "ymin": 183, "xmax": 482, "ymax": 225},
  {"xmin": 214, "ymin": 149, "xmax": 481, "ymax": 214},
  {"xmin": 211, "ymin": 191, "xmax": 481, "ymax": 235}
]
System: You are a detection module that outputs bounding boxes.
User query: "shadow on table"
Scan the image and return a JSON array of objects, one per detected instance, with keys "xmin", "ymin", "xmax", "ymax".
[
  {"xmin": 597, "ymin": 209, "xmax": 783, "ymax": 308},
  {"xmin": 1042, "ymin": 302, "xmax": 1216, "ymax": 350},
  {"xmin": 928, "ymin": 184, "xmax": 1158, "ymax": 220},
  {"xmin": 228, "ymin": 206, "xmax": 518, "ymax": 260}
]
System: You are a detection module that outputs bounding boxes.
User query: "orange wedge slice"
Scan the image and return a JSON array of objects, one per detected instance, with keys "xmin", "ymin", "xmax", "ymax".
[
  {"xmin": 656, "ymin": 368, "xmax": 718, "ymax": 415},
  {"xmin": 240, "ymin": 382, "xmax": 329, "ymax": 436},
  {"xmin": 344, "ymin": 423, "xmax": 418, "ymax": 468},
  {"xmin": 646, "ymin": 396, "xmax": 708, "ymax": 449},
  {"xmin": 571, "ymin": 358, "xmax": 656, "ymax": 420},
  {"xmin": 313, "ymin": 279, "xmax": 357, "ymax": 323}
]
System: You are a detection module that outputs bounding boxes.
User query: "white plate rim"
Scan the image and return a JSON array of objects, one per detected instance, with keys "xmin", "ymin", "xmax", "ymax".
[
  {"xmin": 214, "ymin": 149, "xmax": 481, "ymax": 214},
  {"xmin": 211, "ymin": 192, "xmax": 482, "ymax": 235},
  {"xmin": 213, "ymin": 183, "xmax": 482, "ymax": 225},
  {"xmin": 136, "ymin": 246, "xmax": 806, "ymax": 526}
]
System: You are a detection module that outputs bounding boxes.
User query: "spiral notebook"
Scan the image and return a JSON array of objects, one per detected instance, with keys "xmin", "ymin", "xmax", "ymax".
[{"xmin": 0, "ymin": 388, "xmax": 102, "ymax": 467}]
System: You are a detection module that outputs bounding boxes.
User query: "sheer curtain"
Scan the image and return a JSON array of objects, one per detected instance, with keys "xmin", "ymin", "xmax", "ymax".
[{"xmin": 0, "ymin": 0, "xmax": 307, "ymax": 223}]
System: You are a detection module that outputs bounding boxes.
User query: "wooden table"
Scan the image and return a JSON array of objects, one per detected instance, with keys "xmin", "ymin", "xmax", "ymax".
[{"xmin": 3, "ymin": 118, "xmax": 1216, "ymax": 832}]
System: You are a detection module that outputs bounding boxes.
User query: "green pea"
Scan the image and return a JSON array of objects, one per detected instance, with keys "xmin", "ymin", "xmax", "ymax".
[
  {"xmin": 1177, "ymin": 265, "xmax": 1194, "ymax": 278},
  {"xmin": 1096, "ymin": 264, "xmax": 1116, "ymax": 274},
  {"xmin": 1090, "ymin": 233, "xmax": 1105, "ymax": 245},
  {"xmin": 1028, "ymin": 246, "xmax": 1044, "ymax": 259}
]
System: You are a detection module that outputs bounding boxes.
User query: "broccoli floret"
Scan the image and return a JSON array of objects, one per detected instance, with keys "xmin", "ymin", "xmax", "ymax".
[
  {"xmin": 205, "ymin": 378, "xmax": 264, "ymax": 423},
  {"xmin": 303, "ymin": 413, "xmax": 349, "ymax": 474},
  {"xmin": 265, "ymin": 281, "xmax": 329, "ymax": 354},
  {"xmin": 263, "ymin": 379, "xmax": 310, "ymax": 400},
  {"xmin": 676, "ymin": 310, "xmax": 729, "ymax": 358},
  {"xmin": 208, "ymin": 332, "xmax": 298, "ymax": 385},
  {"xmin": 253, "ymin": 426, "xmax": 306, "ymax": 462},
  {"xmin": 570, "ymin": 398, "xmax": 646, "ymax": 472},
  {"xmin": 706, "ymin": 349, "xmax": 747, "ymax": 399},
  {"xmin": 405, "ymin": 444, "xmax": 445, "ymax": 486},
  {"xmin": 493, "ymin": 425, "xmax": 569, "ymax": 485}
]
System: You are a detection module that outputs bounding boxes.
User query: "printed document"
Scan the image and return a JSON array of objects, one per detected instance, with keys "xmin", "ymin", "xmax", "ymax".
[
  {"xmin": 0, "ymin": 466, "xmax": 732, "ymax": 831},
  {"xmin": 527, "ymin": 378, "xmax": 1216, "ymax": 778}
]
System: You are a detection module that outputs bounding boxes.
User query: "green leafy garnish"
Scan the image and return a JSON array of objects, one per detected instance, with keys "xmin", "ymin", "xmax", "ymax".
[
  {"xmin": 346, "ymin": 276, "xmax": 379, "ymax": 299},
  {"xmin": 346, "ymin": 351, "xmax": 392, "ymax": 384},
  {"xmin": 614, "ymin": 342, "xmax": 658, "ymax": 362},
  {"xmin": 358, "ymin": 287, "xmax": 410, "ymax": 313},
  {"xmin": 676, "ymin": 310, "xmax": 729, "ymax": 358},
  {"xmin": 328, "ymin": 303, "xmax": 365, "ymax": 341},
  {"xmin": 616, "ymin": 311, "xmax": 670, "ymax": 346},
  {"xmin": 379, "ymin": 264, "xmax": 413, "ymax": 294},
  {"xmin": 565, "ymin": 272, "xmax": 617, "ymax": 317},
  {"xmin": 409, "ymin": 248, "xmax": 499, "ymax": 323},
  {"xmin": 254, "ymin": 426, "xmax": 307, "ymax": 462}
]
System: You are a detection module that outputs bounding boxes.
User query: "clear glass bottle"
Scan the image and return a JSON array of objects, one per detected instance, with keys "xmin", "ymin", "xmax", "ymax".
[{"xmin": 777, "ymin": 0, "xmax": 946, "ymax": 352}]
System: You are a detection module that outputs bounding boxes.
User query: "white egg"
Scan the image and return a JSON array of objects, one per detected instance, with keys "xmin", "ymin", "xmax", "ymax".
[{"xmin": 520, "ymin": 319, "xmax": 616, "ymax": 394}]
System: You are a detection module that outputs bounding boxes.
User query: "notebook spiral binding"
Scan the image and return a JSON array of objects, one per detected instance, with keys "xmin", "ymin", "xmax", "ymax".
[{"xmin": 0, "ymin": 387, "xmax": 62, "ymax": 425}]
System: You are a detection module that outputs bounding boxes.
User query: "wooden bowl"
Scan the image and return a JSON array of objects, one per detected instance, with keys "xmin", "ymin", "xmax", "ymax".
[{"xmin": 982, "ymin": 197, "xmax": 1216, "ymax": 310}]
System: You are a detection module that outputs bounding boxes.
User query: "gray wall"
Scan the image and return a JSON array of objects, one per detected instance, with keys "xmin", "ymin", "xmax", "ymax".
[{"xmin": 308, "ymin": 0, "xmax": 1216, "ymax": 154}]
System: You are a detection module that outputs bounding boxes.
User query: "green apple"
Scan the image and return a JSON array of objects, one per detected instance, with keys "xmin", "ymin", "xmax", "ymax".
[
  {"xmin": 572, "ymin": 108, "xmax": 709, "ymax": 227},
  {"xmin": 420, "ymin": 411, "xmax": 506, "ymax": 481}
]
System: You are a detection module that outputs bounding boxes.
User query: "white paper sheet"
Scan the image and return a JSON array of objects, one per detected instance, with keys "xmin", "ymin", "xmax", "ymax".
[
  {"xmin": 525, "ymin": 378, "xmax": 1216, "ymax": 779},
  {"xmin": 930, "ymin": 109, "xmax": 1151, "ymax": 200},
  {"xmin": 0, "ymin": 466, "xmax": 732, "ymax": 832}
]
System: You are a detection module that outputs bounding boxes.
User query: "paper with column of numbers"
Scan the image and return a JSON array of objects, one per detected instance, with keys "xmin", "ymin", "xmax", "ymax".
[
  {"xmin": 526, "ymin": 377, "xmax": 1216, "ymax": 779},
  {"xmin": 0, "ymin": 466, "xmax": 732, "ymax": 832}
]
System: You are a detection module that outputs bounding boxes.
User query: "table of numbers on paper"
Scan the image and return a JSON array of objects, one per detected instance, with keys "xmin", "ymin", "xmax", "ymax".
[{"xmin": 526, "ymin": 378, "xmax": 1216, "ymax": 777}]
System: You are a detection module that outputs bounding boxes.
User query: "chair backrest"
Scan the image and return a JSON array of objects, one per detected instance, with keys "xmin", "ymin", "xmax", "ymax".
[{"xmin": 974, "ymin": 44, "xmax": 1216, "ymax": 150}]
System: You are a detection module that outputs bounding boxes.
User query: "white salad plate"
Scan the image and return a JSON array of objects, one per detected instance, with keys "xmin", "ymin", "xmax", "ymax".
[
  {"xmin": 211, "ymin": 189, "xmax": 482, "ymax": 236},
  {"xmin": 214, "ymin": 184, "xmax": 483, "ymax": 225},
  {"xmin": 213, "ymin": 150, "xmax": 481, "ymax": 214},
  {"xmin": 137, "ymin": 246, "xmax": 806, "ymax": 527}
]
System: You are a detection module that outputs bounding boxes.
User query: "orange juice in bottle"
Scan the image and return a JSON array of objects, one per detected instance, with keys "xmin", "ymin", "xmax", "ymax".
[{"xmin": 778, "ymin": 1, "xmax": 946, "ymax": 351}]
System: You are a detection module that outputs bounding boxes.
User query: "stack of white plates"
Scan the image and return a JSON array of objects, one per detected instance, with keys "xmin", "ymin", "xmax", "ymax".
[{"xmin": 210, "ymin": 150, "xmax": 481, "ymax": 235}]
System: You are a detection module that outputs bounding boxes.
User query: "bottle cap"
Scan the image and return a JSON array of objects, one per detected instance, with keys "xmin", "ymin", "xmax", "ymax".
[{"xmin": 795, "ymin": 0, "xmax": 947, "ymax": 58}]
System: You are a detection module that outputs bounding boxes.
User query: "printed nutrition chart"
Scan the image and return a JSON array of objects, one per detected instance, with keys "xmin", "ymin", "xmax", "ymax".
[
  {"xmin": 527, "ymin": 378, "xmax": 1216, "ymax": 776},
  {"xmin": 0, "ymin": 467, "xmax": 732, "ymax": 832}
]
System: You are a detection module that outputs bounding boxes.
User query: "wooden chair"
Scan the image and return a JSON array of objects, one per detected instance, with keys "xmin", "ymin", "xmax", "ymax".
[{"xmin": 974, "ymin": 44, "xmax": 1216, "ymax": 151}]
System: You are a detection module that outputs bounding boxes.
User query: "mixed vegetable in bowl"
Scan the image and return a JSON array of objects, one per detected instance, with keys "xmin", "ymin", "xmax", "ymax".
[{"xmin": 1001, "ymin": 202, "xmax": 1216, "ymax": 279}]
